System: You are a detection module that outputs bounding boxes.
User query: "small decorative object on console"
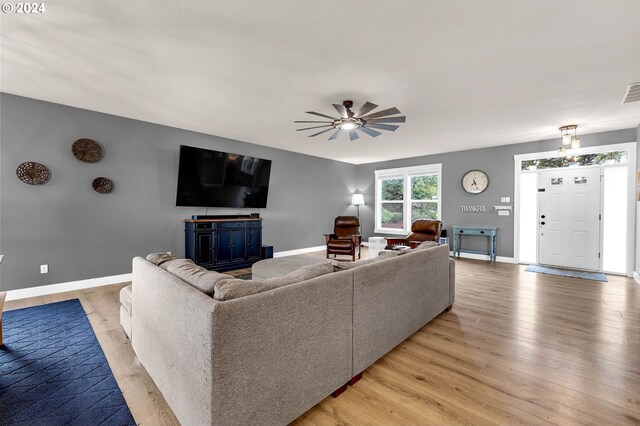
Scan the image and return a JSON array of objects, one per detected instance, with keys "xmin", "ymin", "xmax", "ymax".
[{"xmin": 16, "ymin": 161, "xmax": 51, "ymax": 185}]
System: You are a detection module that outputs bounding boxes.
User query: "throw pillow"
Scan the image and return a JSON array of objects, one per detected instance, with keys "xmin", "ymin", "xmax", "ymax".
[
  {"xmin": 165, "ymin": 259, "xmax": 233, "ymax": 296},
  {"xmin": 214, "ymin": 262, "xmax": 335, "ymax": 301},
  {"xmin": 415, "ymin": 241, "xmax": 438, "ymax": 250},
  {"xmin": 146, "ymin": 252, "xmax": 177, "ymax": 266},
  {"xmin": 398, "ymin": 240, "xmax": 438, "ymax": 255},
  {"xmin": 331, "ymin": 250, "xmax": 399, "ymax": 271}
]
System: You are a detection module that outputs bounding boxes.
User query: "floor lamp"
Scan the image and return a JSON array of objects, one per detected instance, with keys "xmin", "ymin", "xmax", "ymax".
[{"xmin": 351, "ymin": 193, "xmax": 365, "ymax": 219}]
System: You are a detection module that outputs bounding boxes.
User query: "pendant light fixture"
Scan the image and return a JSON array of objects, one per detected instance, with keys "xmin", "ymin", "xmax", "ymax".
[{"xmin": 557, "ymin": 125, "xmax": 580, "ymax": 156}]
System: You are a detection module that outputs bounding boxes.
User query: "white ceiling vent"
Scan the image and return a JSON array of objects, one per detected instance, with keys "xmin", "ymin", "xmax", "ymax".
[{"xmin": 622, "ymin": 82, "xmax": 640, "ymax": 104}]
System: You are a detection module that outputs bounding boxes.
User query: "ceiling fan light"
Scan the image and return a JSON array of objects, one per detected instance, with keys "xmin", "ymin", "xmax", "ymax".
[{"xmin": 341, "ymin": 122, "xmax": 357, "ymax": 130}]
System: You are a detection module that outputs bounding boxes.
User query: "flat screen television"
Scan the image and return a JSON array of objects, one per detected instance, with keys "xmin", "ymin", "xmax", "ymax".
[{"xmin": 176, "ymin": 145, "xmax": 272, "ymax": 208}]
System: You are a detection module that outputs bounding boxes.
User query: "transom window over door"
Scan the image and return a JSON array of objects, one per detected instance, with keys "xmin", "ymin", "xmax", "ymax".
[{"xmin": 375, "ymin": 164, "xmax": 442, "ymax": 234}]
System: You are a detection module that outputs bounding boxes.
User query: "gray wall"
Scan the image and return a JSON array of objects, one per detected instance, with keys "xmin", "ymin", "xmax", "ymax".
[
  {"xmin": 1, "ymin": 93, "xmax": 637, "ymax": 291},
  {"xmin": 0, "ymin": 94, "xmax": 356, "ymax": 291},
  {"xmin": 355, "ymin": 128, "xmax": 638, "ymax": 259}
]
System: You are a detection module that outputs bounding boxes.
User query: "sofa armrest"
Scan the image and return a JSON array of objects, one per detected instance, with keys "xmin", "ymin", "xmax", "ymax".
[{"xmin": 131, "ymin": 257, "xmax": 217, "ymax": 425}]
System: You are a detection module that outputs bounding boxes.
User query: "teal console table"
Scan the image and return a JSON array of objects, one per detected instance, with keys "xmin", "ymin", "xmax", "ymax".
[{"xmin": 451, "ymin": 225, "xmax": 498, "ymax": 262}]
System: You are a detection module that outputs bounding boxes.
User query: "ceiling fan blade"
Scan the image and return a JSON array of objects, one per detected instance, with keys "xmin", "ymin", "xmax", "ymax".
[
  {"xmin": 294, "ymin": 120, "xmax": 333, "ymax": 123},
  {"xmin": 296, "ymin": 125, "xmax": 334, "ymax": 131},
  {"xmin": 365, "ymin": 116, "xmax": 406, "ymax": 124},
  {"xmin": 332, "ymin": 103, "xmax": 348, "ymax": 118},
  {"xmin": 361, "ymin": 107, "xmax": 401, "ymax": 120},
  {"xmin": 306, "ymin": 111, "xmax": 338, "ymax": 120},
  {"xmin": 309, "ymin": 128, "xmax": 336, "ymax": 137},
  {"xmin": 354, "ymin": 101, "xmax": 378, "ymax": 118},
  {"xmin": 348, "ymin": 129, "xmax": 359, "ymax": 141},
  {"xmin": 364, "ymin": 123, "xmax": 399, "ymax": 132},
  {"xmin": 357, "ymin": 126, "xmax": 382, "ymax": 138},
  {"xmin": 328, "ymin": 129, "xmax": 342, "ymax": 141}
]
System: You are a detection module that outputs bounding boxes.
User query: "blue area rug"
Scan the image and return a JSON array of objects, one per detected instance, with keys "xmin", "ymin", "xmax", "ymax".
[
  {"xmin": 525, "ymin": 264, "xmax": 608, "ymax": 282},
  {"xmin": 0, "ymin": 299, "xmax": 136, "ymax": 425}
]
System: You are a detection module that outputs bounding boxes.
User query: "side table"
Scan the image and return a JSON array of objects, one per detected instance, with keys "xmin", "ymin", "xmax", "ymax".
[
  {"xmin": 368, "ymin": 237, "xmax": 387, "ymax": 258},
  {"xmin": 451, "ymin": 226, "xmax": 498, "ymax": 262}
]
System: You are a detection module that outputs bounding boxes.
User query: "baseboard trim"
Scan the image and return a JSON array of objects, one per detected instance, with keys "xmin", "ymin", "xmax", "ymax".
[
  {"xmin": 449, "ymin": 251, "xmax": 516, "ymax": 264},
  {"xmin": 634, "ymin": 271, "xmax": 640, "ymax": 285},
  {"xmin": 274, "ymin": 245, "xmax": 325, "ymax": 258},
  {"xmin": 5, "ymin": 247, "xmax": 327, "ymax": 300},
  {"xmin": 5, "ymin": 273, "xmax": 132, "ymax": 301}
]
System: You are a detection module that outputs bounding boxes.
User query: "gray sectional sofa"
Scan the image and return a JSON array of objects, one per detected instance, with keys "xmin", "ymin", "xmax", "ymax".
[{"xmin": 123, "ymin": 243, "xmax": 455, "ymax": 426}]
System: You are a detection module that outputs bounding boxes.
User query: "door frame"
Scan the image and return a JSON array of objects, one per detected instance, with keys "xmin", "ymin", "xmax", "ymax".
[{"xmin": 514, "ymin": 142, "xmax": 637, "ymax": 277}]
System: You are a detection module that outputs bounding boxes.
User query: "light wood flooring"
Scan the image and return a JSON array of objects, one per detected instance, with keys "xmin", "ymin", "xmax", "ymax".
[{"xmin": 4, "ymin": 253, "xmax": 640, "ymax": 425}]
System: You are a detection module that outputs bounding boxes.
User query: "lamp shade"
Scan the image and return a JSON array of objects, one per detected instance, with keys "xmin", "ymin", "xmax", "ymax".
[{"xmin": 351, "ymin": 193, "xmax": 365, "ymax": 205}]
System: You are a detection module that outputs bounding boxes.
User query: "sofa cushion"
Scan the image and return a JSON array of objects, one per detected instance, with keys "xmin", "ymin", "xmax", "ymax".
[
  {"xmin": 120, "ymin": 284, "xmax": 132, "ymax": 314},
  {"xmin": 331, "ymin": 250, "xmax": 399, "ymax": 271},
  {"xmin": 214, "ymin": 262, "xmax": 335, "ymax": 301},
  {"xmin": 164, "ymin": 259, "xmax": 233, "ymax": 296},
  {"xmin": 120, "ymin": 305, "xmax": 132, "ymax": 340},
  {"xmin": 146, "ymin": 252, "xmax": 177, "ymax": 268},
  {"xmin": 416, "ymin": 241, "xmax": 438, "ymax": 250},
  {"xmin": 398, "ymin": 240, "xmax": 438, "ymax": 254},
  {"xmin": 252, "ymin": 254, "xmax": 332, "ymax": 280}
]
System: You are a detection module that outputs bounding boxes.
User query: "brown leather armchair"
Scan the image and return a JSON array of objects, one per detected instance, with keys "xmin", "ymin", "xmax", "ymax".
[
  {"xmin": 325, "ymin": 216, "xmax": 362, "ymax": 261},
  {"xmin": 385, "ymin": 219, "xmax": 442, "ymax": 249}
]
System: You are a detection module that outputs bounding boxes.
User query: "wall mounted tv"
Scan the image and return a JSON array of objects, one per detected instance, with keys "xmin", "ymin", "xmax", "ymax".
[{"xmin": 176, "ymin": 145, "xmax": 272, "ymax": 208}]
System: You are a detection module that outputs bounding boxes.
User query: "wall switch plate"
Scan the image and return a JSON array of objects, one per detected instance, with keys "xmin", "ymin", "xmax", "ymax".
[
  {"xmin": 40, "ymin": 264, "xmax": 48, "ymax": 274},
  {"xmin": 498, "ymin": 210, "xmax": 510, "ymax": 216},
  {"xmin": 501, "ymin": 196, "xmax": 511, "ymax": 203}
]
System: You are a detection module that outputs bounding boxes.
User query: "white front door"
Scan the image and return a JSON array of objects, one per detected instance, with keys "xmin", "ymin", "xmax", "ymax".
[{"xmin": 538, "ymin": 167, "xmax": 601, "ymax": 271}]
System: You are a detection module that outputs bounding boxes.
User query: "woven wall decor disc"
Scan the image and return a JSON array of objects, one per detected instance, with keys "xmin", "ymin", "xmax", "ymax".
[
  {"xmin": 72, "ymin": 138, "xmax": 102, "ymax": 163},
  {"xmin": 92, "ymin": 177, "xmax": 113, "ymax": 193},
  {"xmin": 16, "ymin": 162, "xmax": 51, "ymax": 185}
]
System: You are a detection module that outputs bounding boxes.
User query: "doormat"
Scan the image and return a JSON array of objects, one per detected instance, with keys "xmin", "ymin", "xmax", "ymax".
[
  {"xmin": 525, "ymin": 264, "xmax": 608, "ymax": 282},
  {"xmin": 0, "ymin": 299, "xmax": 136, "ymax": 425}
]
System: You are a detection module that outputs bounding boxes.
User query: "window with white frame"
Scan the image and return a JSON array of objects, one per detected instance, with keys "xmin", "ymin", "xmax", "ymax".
[{"xmin": 374, "ymin": 164, "xmax": 442, "ymax": 234}]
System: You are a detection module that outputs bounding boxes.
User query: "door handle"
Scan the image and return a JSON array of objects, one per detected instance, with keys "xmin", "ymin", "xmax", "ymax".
[
  {"xmin": 540, "ymin": 221, "xmax": 546, "ymax": 225},
  {"xmin": 541, "ymin": 215, "xmax": 546, "ymax": 218}
]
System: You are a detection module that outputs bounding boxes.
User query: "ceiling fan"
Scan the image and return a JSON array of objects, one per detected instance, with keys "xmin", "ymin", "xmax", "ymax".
[{"xmin": 295, "ymin": 100, "xmax": 406, "ymax": 141}]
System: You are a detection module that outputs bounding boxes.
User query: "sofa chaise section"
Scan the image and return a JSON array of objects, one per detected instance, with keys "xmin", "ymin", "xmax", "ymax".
[
  {"xmin": 351, "ymin": 244, "xmax": 454, "ymax": 376},
  {"xmin": 131, "ymin": 256, "xmax": 353, "ymax": 426}
]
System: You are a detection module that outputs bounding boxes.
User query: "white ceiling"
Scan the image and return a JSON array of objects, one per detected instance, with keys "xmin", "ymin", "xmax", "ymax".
[{"xmin": 2, "ymin": 1, "xmax": 639, "ymax": 164}]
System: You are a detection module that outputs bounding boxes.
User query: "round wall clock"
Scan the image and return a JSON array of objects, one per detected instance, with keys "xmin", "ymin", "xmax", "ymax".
[{"xmin": 462, "ymin": 170, "xmax": 489, "ymax": 194}]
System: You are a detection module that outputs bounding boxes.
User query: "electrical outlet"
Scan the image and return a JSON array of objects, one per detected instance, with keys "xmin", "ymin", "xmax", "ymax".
[
  {"xmin": 498, "ymin": 210, "xmax": 510, "ymax": 216},
  {"xmin": 40, "ymin": 264, "xmax": 48, "ymax": 274}
]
